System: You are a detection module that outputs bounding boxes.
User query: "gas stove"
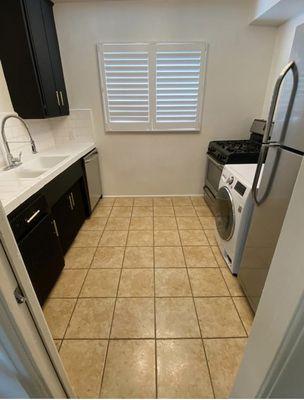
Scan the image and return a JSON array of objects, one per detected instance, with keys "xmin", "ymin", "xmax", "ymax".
[
  {"xmin": 204, "ymin": 119, "xmax": 266, "ymax": 215},
  {"xmin": 207, "ymin": 134, "xmax": 263, "ymax": 165}
]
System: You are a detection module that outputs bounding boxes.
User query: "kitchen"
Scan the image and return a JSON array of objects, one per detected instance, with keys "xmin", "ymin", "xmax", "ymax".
[{"xmin": 0, "ymin": 0, "xmax": 304, "ymax": 398}]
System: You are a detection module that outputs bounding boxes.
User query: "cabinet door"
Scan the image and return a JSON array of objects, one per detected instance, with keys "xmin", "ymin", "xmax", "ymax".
[
  {"xmin": 18, "ymin": 214, "xmax": 64, "ymax": 305},
  {"xmin": 52, "ymin": 191, "xmax": 74, "ymax": 253},
  {"xmin": 52, "ymin": 180, "xmax": 86, "ymax": 254},
  {"xmin": 23, "ymin": 0, "xmax": 61, "ymax": 117},
  {"xmin": 40, "ymin": 0, "xmax": 69, "ymax": 115},
  {"xmin": 70, "ymin": 180, "xmax": 87, "ymax": 233}
]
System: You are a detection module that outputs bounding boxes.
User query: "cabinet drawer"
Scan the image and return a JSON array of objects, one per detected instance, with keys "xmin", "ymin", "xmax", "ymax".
[{"xmin": 10, "ymin": 195, "xmax": 49, "ymax": 242}]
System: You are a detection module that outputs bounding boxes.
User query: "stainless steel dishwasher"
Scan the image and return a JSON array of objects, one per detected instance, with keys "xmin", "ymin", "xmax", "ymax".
[{"xmin": 84, "ymin": 149, "xmax": 102, "ymax": 212}]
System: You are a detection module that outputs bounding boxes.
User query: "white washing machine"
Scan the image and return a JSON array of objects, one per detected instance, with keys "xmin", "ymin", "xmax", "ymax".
[{"xmin": 215, "ymin": 163, "xmax": 260, "ymax": 275}]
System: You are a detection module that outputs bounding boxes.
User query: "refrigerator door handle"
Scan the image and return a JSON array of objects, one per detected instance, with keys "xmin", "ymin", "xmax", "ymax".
[
  {"xmin": 263, "ymin": 61, "xmax": 298, "ymax": 144},
  {"xmin": 253, "ymin": 61, "xmax": 298, "ymax": 206}
]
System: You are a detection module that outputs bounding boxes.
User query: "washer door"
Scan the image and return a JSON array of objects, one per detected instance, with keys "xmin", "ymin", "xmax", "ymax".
[{"xmin": 216, "ymin": 186, "xmax": 235, "ymax": 240}]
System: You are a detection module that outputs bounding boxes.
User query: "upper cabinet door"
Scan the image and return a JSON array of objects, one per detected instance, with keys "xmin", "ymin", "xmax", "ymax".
[
  {"xmin": 0, "ymin": 0, "xmax": 69, "ymax": 119},
  {"xmin": 40, "ymin": 0, "xmax": 69, "ymax": 115}
]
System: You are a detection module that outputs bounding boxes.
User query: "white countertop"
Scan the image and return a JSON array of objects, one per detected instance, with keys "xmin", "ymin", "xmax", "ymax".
[{"xmin": 0, "ymin": 141, "xmax": 95, "ymax": 215}]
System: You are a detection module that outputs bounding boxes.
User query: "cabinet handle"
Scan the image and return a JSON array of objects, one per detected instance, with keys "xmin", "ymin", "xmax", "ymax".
[
  {"xmin": 25, "ymin": 210, "xmax": 40, "ymax": 224},
  {"xmin": 60, "ymin": 91, "xmax": 64, "ymax": 106},
  {"xmin": 56, "ymin": 91, "xmax": 60, "ymax": 106},
  {"xmin": 68, "ymin": 194, "xmax": 74, "ymax": 210},
  {"xmin": 52, "ymin": 219, "xmax": 59, "ymax": 237},
  {"xmin": 70, "ymin": 192, "xmax": 75, "ymax": 208}
]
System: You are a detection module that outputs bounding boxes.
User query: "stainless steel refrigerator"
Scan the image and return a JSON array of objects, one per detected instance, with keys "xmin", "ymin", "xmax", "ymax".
[{"xmin": 238, "ymin": 23, "xmax": 304, "ymax": 313}]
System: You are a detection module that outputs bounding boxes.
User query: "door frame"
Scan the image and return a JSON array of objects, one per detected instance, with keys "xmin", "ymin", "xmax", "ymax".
[{"xmin": 0, "ymin": 202, "xmax": 74, "ymax": 398}]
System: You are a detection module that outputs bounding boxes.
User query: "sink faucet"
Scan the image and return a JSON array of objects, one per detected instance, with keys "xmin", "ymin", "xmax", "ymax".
[{"xmin": 1, "ymin": 114, "xmax": 38, "ymax": 169}]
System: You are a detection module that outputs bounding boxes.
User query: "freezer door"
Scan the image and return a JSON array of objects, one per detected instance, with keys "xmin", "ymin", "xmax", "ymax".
[
  {"xmin": 238, "ymin": 146, "xmax": 303, "ymax": 312},
  {"xmin": 271, "ymin": 23, "xmax": 304, "ymax": 152}
]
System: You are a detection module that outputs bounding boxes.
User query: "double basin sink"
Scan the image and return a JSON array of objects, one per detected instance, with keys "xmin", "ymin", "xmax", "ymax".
[{"xmin": 6, "ymin": 155, "xmax": 68, "ymax": 180}]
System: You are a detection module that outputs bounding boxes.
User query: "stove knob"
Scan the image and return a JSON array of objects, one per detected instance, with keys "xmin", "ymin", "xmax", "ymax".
[{"xmin": 227, "ymin": 176, "xmax": 234, "ymax": 185}]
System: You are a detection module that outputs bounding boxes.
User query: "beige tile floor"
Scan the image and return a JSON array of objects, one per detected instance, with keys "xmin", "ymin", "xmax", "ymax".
[{"xmin": 43, "ymin": 196, "xmax": 254, "ymax": 399}]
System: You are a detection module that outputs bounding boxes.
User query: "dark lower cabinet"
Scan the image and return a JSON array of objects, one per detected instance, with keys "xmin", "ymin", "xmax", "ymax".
[
  {"xmin": 52, "ymin": 179, "xmax": 86, "ymax": 253},
  {"xmin": 18, "ymin": 214, "xmax": 64, "ymax": 305}
]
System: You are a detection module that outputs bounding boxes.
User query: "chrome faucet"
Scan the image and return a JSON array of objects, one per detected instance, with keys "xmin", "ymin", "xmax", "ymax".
[{"xmin": 1, "ymin": 114, "xmax": 38, "ymax": 170}]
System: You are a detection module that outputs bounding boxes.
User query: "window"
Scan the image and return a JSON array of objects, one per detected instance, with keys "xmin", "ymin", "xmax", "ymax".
[{"xmin": 97, "ymin": 42, "xmax": 207, "ymax": 132}]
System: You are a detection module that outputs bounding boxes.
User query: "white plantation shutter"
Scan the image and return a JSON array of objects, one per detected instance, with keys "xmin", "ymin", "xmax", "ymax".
[
  {"xmin": 155, "ymin": 43, "xmax": 206, "ymax": 131},
  {"xmin": 98, "ymin": 43, "xmax": 150, "ymax": 131},
  {"xmin": 98, "ymin": 42, "xmax": 206, "ymax": 132}
]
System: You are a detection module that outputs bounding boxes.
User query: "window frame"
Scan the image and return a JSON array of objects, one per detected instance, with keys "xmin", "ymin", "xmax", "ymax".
[{"xmin": 97, "ymin": 41, "xmax": 208, "ymax": 133}]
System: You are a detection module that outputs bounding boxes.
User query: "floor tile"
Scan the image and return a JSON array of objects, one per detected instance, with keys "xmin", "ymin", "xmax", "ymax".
[
  {"xmin": 233, "ymin": 297, "xmax": 254, "ymax": 335},
  {"xmin": 105, "ymin": 217, "xmax": 130, "ymax": 230},
  {"xmin": 114, "ymin": 197, "xmax": 134, "ymax": 206},
  {"xmin": 154, "ymin": 197, "xmax": 172, "ymax": 206},
  {"xmin": 91, "ymin": 247, "xmax": 125, "ymax": 269},
  {"xmin": 60, "ymin": 339, "xmax": 107, "ymax": 398},
  {"xmin": 133, "ymin": 197, "xmax": 153, "ymax": 206},
  {"xmin": 172, "ymin": 197, "xmax": 192, "ymax": 206},
  {"xmin": 118, "ymin": 269, "xmax": 154, "ymax": 297},
  {"xmin": 127, "ymin": 230, "xmax": 153, "ymax": 246},
  {"xmin": 72, "ymin": 230, "xmax": 102, "ymax": 247},
  {"xmin": 65, "ymin": 298, "xmax": 115, "ymax": 339},
  {"xmin": 53, "ymin": 339, "xmax": 62, "ymax": 351},
  {"xmin": 221, "ymin": 268, "xmax": 244, "ymax": 296},
  {"xmin": 176, "ymin": 216, "xmax": 202, "ymax": 230},
  {"xmin": 204, "ymin": 338, "xmax": 247, "ymax": 398},
  {"xmin": 43, "ymin": 298, "xmax": 76, "ymax": 339},
  {"xmin": 154, "ymin": 246, "xmax": 185, "ymax": 268},
  {"xmin": 154, "ymin": 216, "xmax": 177, "ymax": 230},
  {"xmin": 111, "ymin": 298, "xmax": 154, "ymax": 338},
  {"xmin": 199, "ymin": 216, "xmax": 216, "ymax": 229},
  {"xmin": 205, "ymin": 230, "xmax": 217, "ymax": 245},
  {"xmin": 92, "ymin": 206, "xmax": 112, "ymax": 218},
  {"xmin": 130, "ymin": 216, "xmax": 153, "ymax": 230},
  {"xmin": 191, "ymin": 196, "xmax": 207, "ymax": 206},
  {"xmin": 188, "ymin": 268, "xmax": 229, "ymax": 296},
  {"xmin": 132, "ymin": 206, "xmax": 153, "ymax": 216},
  {"xmin": 157, "ymin": 339, "xmax": 213, "ymax": 398},
  {"xmin": 195, "ymin": 297, "xmax": 246, "ymax": 338},
  {"xmin": 80, "ymin": 269, "xmax": 120, "ymax": 297},
  {"xmin": 195, "ymin": 205, "xmax": 213, "ymax": 217},
  {"xmin": 155, "ymin": 268, "xmax": 191, "ymax": 297},
  {"xmin": 212, "ymin": 246, "xmax": 228, "ymax": 268},
  {"xmin": 101, "ymin": 340, "xmax": 155, "ymax": 398},
  {"xmin": 154, "ymin": 230, "xmax": 181, "ymax": 246},
  {"xmin": 81, "ymin": 217, "xmax": 107, "ymax": 231},
  {"xmin": 49, "ymin": 270, "xmax": 87, "ymax": 298},
  {"xmin": 183, "ymin": 246, "xmax": 217, "ymax": 268},
  {"xmin": 174, "ymin": 206, "xmax": 196, "ymax": 216},
  {"xmin": 98, "ymin": 197, "xmax": 115, "ymax": 206},
  {"xmin": 123, "ymin": 246, "xmax": 153, "ymax": 268},
  {"xmin": 110, "ymin": 206, "xmax": 132, "ymax": 218},
  {"xmin": 179, "ymin": 230, "xmax": 208, "ymax": 246},
  {"xmin": 64, "ymin": 247, "xmax": 95, "ymax": 269},
  {"xmin": 156, "ymin": 298, "xmax": 200, "ymax": 338},
  {"xmin": 154, "ymin": 206, "xmax": 174, "ymax": 216},
  {"xmin": 99, "ymin": 230, "xmax": 128, "ymax": 246}
]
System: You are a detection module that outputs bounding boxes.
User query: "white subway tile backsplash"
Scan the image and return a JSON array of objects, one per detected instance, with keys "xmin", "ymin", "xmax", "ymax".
[{"xmin": 0, "ymin": 109, "xmax": 94, "ymax": 169}]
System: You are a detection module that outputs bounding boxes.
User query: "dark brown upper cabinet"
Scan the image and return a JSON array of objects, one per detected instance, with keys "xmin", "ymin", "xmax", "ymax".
[{"xmin": 0, "ymin": 0, "xmax": 69, "ymax": 119}]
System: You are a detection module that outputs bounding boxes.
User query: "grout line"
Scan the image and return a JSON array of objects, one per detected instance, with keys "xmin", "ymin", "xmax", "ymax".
[
  {"xmin": 98, "ymin": 199, "xmax": 133, "ymax": 397},
  {"xmin": 177, "ymin": 199, "xmax": 216, "ymax": 399},
  {"xmin": 59, "ymin": 335, "xmax": 248, "ymax": 341},
  {"xmin": 152, "ymin": 196, "xmax": 158, "ymax": 399}
]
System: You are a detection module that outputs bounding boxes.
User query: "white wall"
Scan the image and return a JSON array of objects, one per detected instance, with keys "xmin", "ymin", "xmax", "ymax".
[
  {"xmin": 262, "ymin": 12, "xmax": 304, "ymax": 117},
  {"xmin": 53, "ymin": 0, "xmax": 276, "ymax": 195}
]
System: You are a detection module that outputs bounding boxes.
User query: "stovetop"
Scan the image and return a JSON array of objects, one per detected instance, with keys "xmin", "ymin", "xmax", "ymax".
[{"xmin": 207, "ymin": 133, "xmax": 263, "ymax": 165}]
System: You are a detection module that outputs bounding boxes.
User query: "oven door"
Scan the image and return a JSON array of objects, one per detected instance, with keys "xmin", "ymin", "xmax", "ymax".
[{"xmin": 204, "ymin": 155, "xmax": 224, "ymax": 212}]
